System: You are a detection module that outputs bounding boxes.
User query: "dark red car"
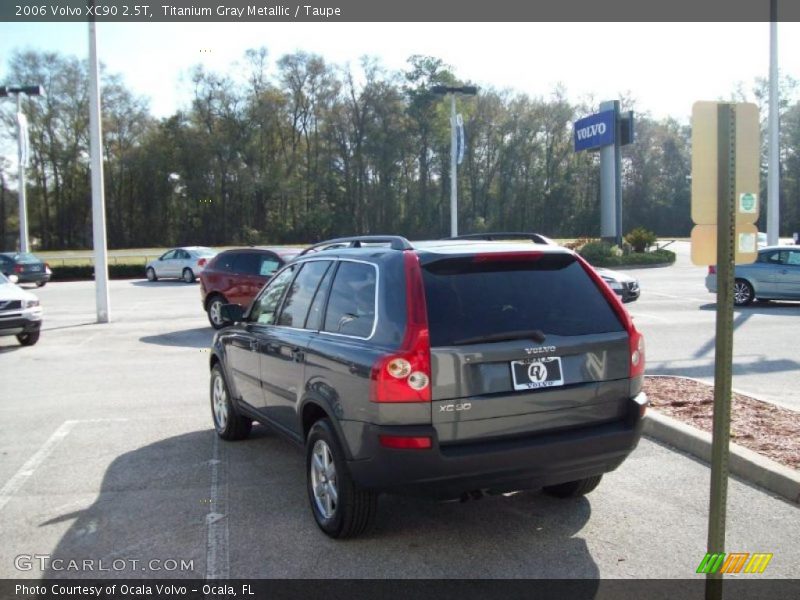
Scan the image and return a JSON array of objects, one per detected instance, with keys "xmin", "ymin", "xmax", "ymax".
[{"xmin": 200, "ymin": 247, "xmax": 300, "ymax": 329}]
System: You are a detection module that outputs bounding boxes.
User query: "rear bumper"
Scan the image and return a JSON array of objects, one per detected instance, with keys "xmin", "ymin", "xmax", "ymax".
[
  {"xmin": 344, "ymin": 394, "xmax": 647, "ymax": 497},
  {"xmin": 15, "ymin": 271, "xmax": 50, "ymax": 284}
]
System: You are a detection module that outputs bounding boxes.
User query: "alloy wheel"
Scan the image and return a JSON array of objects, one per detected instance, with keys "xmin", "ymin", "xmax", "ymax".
[
  {"xmin": 212, "ymin": 373, "xmax": 229, "ymax": 430},
  {"xmin": 310, "ymin": 439, "xmax": 338, "ymax": 520}
]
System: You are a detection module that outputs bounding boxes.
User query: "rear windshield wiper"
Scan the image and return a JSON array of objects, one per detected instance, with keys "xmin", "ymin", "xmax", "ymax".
[{"xmin": 452, "ymin": 329, "xmax": 546, "ymax": 346}]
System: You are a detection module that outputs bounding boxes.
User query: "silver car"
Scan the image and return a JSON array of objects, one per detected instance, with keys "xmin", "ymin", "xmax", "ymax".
[
  {"xmin": 705, "ymin": 245, "xmax": 800, "ymax": 306},
  {"xmin": 145, "ymin": 247, "xmax": 217, "ymax": 283},
  {"xmin": 0, "ymin": 272, "xmax": 43, "ymax": 346}
]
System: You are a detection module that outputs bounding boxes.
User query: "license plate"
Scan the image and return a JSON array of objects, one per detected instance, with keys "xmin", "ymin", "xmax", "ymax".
[
  {"xmin": 510, "ymin": 357, "xmax": 564, "ymax": 391},
  {"xmin": 29, "ymin": 265, "xmax": 41, "ymax": 272}
]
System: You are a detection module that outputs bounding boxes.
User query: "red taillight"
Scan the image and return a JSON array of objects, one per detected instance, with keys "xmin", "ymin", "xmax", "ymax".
[
  {"xmin": 379, "ymin": 435, "xmax": 432, "ymax": 450},
  {"xmin": 708, "ymin": 265, "xmax": 716, "ymax": 275},
  {"xmin": 472, "ymin": 251, "xmax": 543, "ymax": 263},
  {"xmin": 371, "ymin": 251, "xmax": 431, "ymax": 403},
  {"xmin": 13, "ymin": 265, "xmax": 23, "ymax": 273},
  {"xmin": 575, "ymin": 254, "xmax": 645, "ymax": 379},
  {"xmin": 198, "ymin": 258, "xmax": 207, "ymax": 267}
]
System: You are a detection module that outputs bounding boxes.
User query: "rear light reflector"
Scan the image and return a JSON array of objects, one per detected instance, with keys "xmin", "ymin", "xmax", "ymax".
[
  {"xmin": 370, "ymin": 251, "xmax": 431, "ymax": 403},
  {"xmin": 379, "ymin": 435, "xmax": 432, "ymax": 450},
  {"xmin": 13, "ymin": 265, "xmax": 23, "ymax": 273},
  {"xmin": 198, "ymin": 258, "xmax": 207, "ymax": 267},
  {"xmin": 708, "ymin": 265, "xmax": 716, "ymax": 274}
]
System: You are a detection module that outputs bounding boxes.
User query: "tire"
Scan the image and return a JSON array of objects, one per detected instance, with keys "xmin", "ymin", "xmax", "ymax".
[
  {"xmin": 35, "ymin": 281, "xmax": 46, "ymax": 288},
  {"xmin": 210, "ymin": 364, "xmax": 252, "ymax": 441},
  {"xmin": 146, "ymin": 267, "xmax": 157, "ymax": 282},
  {"xmin": 17, "ymin": 331, "xmax": 40, "ymax": 346},
  {"xmin": 182, "ymin": 268, "xmax": 195, "ymax": 283},
  {"xmin": 207, "ymin": 295, "xmax": 227, "ymax": 329},
  {"xmin": 543, "ymin": 475, "xmax": 603, "ymax": 498},
  {"xmin": 306, "ymin": 419, "xmax": 377, "ymax": 539},
  {"xmin": 733, "ymin": 278, "xmax": 754, "ymax": 307}
]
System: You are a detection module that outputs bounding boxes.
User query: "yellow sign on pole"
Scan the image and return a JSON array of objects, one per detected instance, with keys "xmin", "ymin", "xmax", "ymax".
[{"xmin": 690, "ymin": 101, "xmax": 760, "ymax": 266}]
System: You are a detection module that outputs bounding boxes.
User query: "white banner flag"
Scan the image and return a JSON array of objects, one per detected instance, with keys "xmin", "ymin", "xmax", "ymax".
[
  {"xmin": 456, "ymin": 113, "xmax": 465, "ymax": 165},
  {"xmin": 17, "ymin": 112, "xmax": 29, "ymax": 168}
]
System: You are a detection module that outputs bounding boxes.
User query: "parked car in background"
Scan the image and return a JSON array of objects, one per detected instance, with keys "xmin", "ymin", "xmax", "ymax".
[
  {"xmin": 0, "ymin": 252, "xmax": 52, "ymax": 287},
  {"xmin": 451, "ymin": 232, "xmax": 640, "ymax": 303},
  {"xmin": 208, "ymin": 235, "xmax": 647, "ymax": 538},
  {"xmin": 706, "ymin": 246, "xmax": 800, "ymax": 306},
  {"xmin": 0, "ymin": 272, "xmax": 43, "ymax": 346},
  {"xmin": 145, "ymin": 246, "xmax": 217, "ymax": 283},
  {"xmin": 596, "ymin": 268, "xmax": 641, "ymax": 303},
  {"xmin": 200, "ymin": 247, "xmax": 301, "ymax": 329}
]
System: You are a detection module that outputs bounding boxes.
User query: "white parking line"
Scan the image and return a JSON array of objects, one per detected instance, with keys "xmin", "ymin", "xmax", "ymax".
[
  {"xmin": 205, "ymin": 433, "xmax": 229, "ymax": 579},
  {"xmin": 0, "ymin": 419, "xmax": 128, "ymax": 513},
  {"xmin": 0, "ymin": 421, "xmax": 77, "ymax": 512}
]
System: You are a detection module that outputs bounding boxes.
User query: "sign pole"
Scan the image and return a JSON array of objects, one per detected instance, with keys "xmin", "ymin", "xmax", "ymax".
[
  {"xmin": 613, "ymin": 101, "xmax": 623, "ymax": 247},
  {"xmin": 449, "ymin": 93, "xmax": 458, "ymax": 238},
  {"xmin": 599, "ymin": 100, "xmax": 617, "ymax": 243},
  {"xmin": 706, "ymin": 103, "xmax": 736, "ymax": 600}
]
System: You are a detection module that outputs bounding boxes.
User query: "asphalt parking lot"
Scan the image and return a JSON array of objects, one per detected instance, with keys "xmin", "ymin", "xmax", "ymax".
[{"xmin": 0, "ymin": 275, "xmax": 798, "ymax": 579}]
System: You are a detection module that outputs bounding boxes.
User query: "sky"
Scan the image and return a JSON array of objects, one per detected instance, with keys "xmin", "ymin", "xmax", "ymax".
[{"xmin": 1, "ymin": 21, "xmax": 799, "ymax": 125}]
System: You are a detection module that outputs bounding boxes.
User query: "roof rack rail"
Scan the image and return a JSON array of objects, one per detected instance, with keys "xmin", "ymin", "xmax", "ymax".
[
  {"xmin": 298, "ymin": 235, "xmax": 414, "ymax": 257},
  {"xmin": 450, "ymin": 232, "xmax": 556, "ymax": 245}
]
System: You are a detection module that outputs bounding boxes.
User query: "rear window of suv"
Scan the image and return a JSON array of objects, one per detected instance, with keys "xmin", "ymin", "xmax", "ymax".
[{"xmin": 422, "ymin": 253, "xmax": 624, "ymax": 346}]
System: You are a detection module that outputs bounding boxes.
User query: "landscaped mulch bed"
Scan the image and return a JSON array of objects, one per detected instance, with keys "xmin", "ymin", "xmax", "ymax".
[{"xmin": 643, "ymin": 375, "xmax": 800, "ymax": 470}]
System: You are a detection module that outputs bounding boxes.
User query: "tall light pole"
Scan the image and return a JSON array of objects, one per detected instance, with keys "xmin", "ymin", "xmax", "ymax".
[
  {"xmin": 767, "ymin": 0, "xmax": 779, "ymax": 246},
  {"xmin": 432, "ymin": 85, "xmax": 477, "ymax": 237},
  {"xmin": 88, "ymin": 5, "xmax": 110, "ymax": 323},
  {"xmin": 0, "ymin": 85, "xmax": 43, "ymax": 253}
]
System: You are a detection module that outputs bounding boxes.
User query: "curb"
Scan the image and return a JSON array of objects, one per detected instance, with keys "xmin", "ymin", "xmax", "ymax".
[{"xmin": 643, "ymin": 410, "xmax": 800, "ymax": 505}]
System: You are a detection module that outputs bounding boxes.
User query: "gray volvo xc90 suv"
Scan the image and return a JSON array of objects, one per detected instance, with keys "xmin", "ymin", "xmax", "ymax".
[{"xmin": 209, "ymin": 236, "xmax": 648, "ymax": 538}]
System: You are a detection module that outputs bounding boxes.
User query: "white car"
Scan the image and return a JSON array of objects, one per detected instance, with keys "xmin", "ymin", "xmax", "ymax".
[
  {"xmin": 145, "ymin": 247, "xmax": 217, "ymax": 283},
  {"xmin": 0, "ymin": 272, "xmax": 43, "ymax": 346},
  {"xmin": 597, "ymin": 268, "xmax": 641, "ymax": 303}
]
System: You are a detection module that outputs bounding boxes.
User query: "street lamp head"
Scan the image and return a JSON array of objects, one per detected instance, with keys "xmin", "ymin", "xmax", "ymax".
[
  {"xmin": 0, "ymin": 85, "xmax": 44, "ymax": 97},
  {"xmin": 430, "ymin": 85, "xmax": 478, "ymax": 96}
]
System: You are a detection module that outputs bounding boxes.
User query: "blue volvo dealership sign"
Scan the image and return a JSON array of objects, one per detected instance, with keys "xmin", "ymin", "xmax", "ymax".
[{"xmin": 574, "ymin": 110, "xmax": 616, "ymax": 152}]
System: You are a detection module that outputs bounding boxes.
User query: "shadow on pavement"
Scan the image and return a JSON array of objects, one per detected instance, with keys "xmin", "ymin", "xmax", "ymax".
[
  {"xmin": 41, "ymin": 427, "xmax": 601, "ymax": 579},
  {"xmin": 140, "ymin": 327, "xmax": 214, "ymax": 349},
  {"xmin": 699, "ymin": 301, "xmax": 800, "ymax": 313}
]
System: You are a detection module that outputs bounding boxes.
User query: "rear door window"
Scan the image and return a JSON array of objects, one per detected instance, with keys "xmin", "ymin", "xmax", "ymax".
[
  {"xmin": 258, "ymin": 255, "xmax": 281, "ymax": 277},
  {"xmin": 233, "ymin": 252, "xmax": 261, "ymax": 275},
  {"xmin": 422, "ymin": 253, "xmax": 624, "ymax": 346},
  {"xmin": 216, "ymin": 252, "xmax": 239, "ymax": 272},
  {"xmin": 276, "ymin": 261, "xmax": 332, "ymax": 328},
  {"xmin": 323, "ymin": 262, "xmax": 377, "ymax": 338}
]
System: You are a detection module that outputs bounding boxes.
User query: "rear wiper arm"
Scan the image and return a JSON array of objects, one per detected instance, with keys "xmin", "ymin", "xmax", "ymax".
[{"xmin": 452, "ymin": 329, "xmax": 546, "ymax": 346}]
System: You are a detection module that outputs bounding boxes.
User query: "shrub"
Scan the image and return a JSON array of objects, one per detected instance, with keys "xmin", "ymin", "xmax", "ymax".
[
  {"xmin": 578, "ymin": 240, "xmax": 615, "ymax": 262},
  {"xmin": 625, "ymin": 227, "xmax": 657, "ymax": 253},
  {"xmin": 51, "ymin": 264, "xmax": 145, "ymax": 281}
]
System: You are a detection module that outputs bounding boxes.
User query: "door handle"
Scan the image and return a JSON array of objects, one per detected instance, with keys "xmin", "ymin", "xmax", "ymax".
[{"xmin": 249, "ymin": 339, "xmax": 259, "ymax": 352}]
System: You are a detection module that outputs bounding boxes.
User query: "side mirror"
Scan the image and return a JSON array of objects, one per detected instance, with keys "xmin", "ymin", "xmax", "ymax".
[
  {"xmin": 8, "ymin": 274, "xmax": 19, "ymax": 284},
  {"xmin": 220, "ymin": 303, "xmax": 244, "ymax": 324}
]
